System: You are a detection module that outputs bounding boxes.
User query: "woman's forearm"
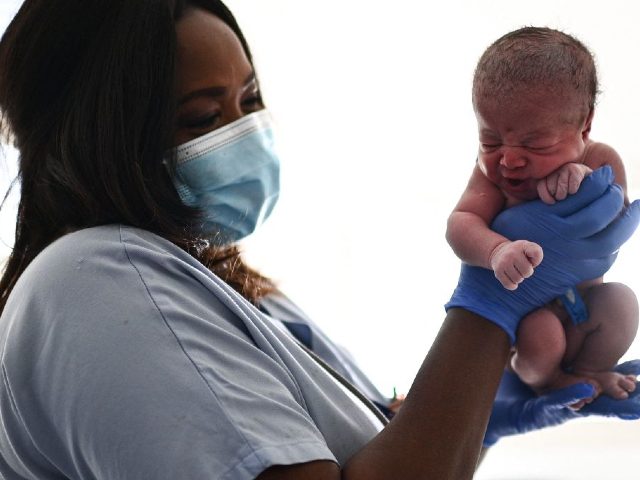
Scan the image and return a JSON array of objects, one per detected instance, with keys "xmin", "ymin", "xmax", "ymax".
[
  {"xmin": 477, "ymin": 447, "xmax": 490, "ymax": 467},
  {"xmin": 343, "ymin": 308, "xmax": 510, "ymax": 480}
]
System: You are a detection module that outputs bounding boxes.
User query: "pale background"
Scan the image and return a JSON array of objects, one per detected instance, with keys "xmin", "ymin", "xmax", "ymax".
[{"xmin": 1, "ymin": 0, "xmax": 639, "ymax": 478}]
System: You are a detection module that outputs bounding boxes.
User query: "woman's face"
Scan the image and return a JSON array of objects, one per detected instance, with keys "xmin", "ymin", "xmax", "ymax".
[{"xmin": 173, "ymin": 8, "xmax": 263, "ymax": 145}]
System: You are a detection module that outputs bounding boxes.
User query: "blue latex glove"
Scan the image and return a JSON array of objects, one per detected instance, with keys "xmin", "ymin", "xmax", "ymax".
[
  {"xmin": 446, "ymin": 166, "xmax": 640, "ymax": 342},
  {"xmin": 484, "ymin": 360, "xmax": 640, "ymax": 446}
]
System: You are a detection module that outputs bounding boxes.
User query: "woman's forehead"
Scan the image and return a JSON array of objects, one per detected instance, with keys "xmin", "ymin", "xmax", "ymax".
[{"xmin": 175, "ymin": 8, "xmax": 251, "ymax": 90}]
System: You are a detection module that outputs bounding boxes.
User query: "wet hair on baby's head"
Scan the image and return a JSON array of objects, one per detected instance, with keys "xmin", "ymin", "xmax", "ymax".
[{"xmin": 472, "ymin": 26, "xmax": 598, "ymax": 122}]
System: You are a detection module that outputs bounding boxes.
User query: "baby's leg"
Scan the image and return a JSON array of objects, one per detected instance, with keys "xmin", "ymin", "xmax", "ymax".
[
  {"xmin": 511, "ymin": 307, "xmax": 596, "ymax": 404},
  {"xmin": 564, "ymin": 282, "xmax": 639, "ymax": 399}
]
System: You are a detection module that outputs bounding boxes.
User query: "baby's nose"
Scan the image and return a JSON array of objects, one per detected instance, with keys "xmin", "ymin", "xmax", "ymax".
[{"xmin": 499, "ymin": 148, "xmax": 527, "ymax": 169}]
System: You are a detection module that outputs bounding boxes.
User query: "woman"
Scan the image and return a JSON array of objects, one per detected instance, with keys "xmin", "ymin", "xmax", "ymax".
[{"xmin": 0, "ymin": 1, "xmax": 638, "ymax": 478}]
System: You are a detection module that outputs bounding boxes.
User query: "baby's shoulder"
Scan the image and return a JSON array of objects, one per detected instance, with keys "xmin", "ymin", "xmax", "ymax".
[{"xmin": 582, "ymin": 141, "xmax": 624, "ymax": 170}]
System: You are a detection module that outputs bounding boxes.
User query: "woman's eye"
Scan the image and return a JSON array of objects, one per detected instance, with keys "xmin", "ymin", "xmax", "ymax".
[
  {"xmin": 184, "ymin": 113, "xmax": 220, "ymax": 130},
  {"xmin": 242, "ymin": 93, "xmax": 263, "ymax": 111}
]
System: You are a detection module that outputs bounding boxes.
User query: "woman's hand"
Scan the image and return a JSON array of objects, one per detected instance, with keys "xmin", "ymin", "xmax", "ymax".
[
  {"xmin": 484, "ymin": 360, "xmax": 640, "ymax": 446},
  {"xmin": 446, "ymin": 166, "xmax": 640, "ymax": 342}
]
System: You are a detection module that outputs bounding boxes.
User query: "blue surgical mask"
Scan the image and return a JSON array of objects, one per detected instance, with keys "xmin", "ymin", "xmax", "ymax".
[{"xmin": 170, "ymin": 110, "xmax": 280, "ymax": 245}]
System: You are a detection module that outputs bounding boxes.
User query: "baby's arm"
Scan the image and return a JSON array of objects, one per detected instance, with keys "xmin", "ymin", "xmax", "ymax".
[
  {"xmin": 538, "ymin": 142, "xmax": 629, "ymax": 205},
  {"xmin": 446, "ymin": 165, "xmax": 543, "ymax": 290}
]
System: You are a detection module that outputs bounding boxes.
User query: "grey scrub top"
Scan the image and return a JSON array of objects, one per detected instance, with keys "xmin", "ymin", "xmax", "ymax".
[
  {"xmin": 0, "ymin": 225, "xmax": 384, "ymax": 479},
  {"xmin": 258, "ymin": 295, "xmax": 392, "ymax": 412}
]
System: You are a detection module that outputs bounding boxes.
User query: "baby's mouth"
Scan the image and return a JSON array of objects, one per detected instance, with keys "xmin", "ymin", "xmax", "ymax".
[{"xmin": 506, "ymin": 178, "xmax": 524, "ymax": 187}]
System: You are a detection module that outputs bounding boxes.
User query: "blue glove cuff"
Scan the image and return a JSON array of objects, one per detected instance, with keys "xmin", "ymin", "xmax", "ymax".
[
  {"xmin": 445, "ymin": 296, "xmax": 517, "ymax": 345},
  {"xmin": 445, "ymin": 264, "xmax": 519, "ymax": 344}
]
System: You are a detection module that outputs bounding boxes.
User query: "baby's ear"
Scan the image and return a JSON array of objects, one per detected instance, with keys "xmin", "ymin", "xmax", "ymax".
[{"xmin": 581, "ymin": 108, "xmax": 595, "ymax": 140}]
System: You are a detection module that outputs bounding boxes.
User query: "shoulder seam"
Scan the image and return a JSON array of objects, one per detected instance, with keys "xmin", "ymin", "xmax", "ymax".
[{"xmin": 117, "ymin": 226, "xmax": 260, "ymax": 455}]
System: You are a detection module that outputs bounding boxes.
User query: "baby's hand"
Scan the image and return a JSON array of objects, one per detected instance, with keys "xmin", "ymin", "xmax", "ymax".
[
  {"xmin": 537, "ymin": 163, "xmax": 593, "ymax": 204},
  {"xmin": 490, "ymin": 240, "xmax": 544, "ymax": 290}
]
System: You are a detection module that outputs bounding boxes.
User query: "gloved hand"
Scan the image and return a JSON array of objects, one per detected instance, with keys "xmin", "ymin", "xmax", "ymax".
[
  {"xmin": 484, "ymin": 360, "xmax": 640, "ymax": 447},
  {"xmin": 446, "ymin": 166, "xmax": 640, "ymax": 342},
  {"xmin": 579, "ymin": 360, "xmax": 640, "ymax": 420}
]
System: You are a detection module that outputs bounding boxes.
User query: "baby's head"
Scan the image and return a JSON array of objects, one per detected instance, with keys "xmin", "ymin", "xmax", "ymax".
[
  {"xmin": 473, "ymin": 26, "xmax": 597, "ymax": 123},
  {"xmin": 472, "ymin": 27, "xmax": 598, "ymax": 201}
]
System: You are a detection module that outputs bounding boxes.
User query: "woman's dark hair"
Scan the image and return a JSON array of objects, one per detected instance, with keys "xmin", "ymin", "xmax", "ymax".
[{"xmin": 0, "ymin": 0, "xmax": 276, "ymax": 311}]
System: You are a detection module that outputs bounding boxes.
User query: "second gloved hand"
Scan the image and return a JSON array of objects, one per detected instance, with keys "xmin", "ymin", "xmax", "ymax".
[{"xmin": 484, "ymin": 360, "xmax": 640, "ymax": 446}]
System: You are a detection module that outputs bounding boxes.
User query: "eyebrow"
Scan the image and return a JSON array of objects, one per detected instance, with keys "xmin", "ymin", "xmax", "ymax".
[
  {"xmin": 479, "ymin": 129, "xmax": 553, "ymax": 143},
  {"xmin": 520, "ymin": 131, "xmax": 554, "ymax": 143},
  {"xmin": 479, "ymin": 129, "xmax": 500, "ymax": 139},
  {"xmin": 178, "ymin": 72, "xmax": 256, "ymax": 105}
]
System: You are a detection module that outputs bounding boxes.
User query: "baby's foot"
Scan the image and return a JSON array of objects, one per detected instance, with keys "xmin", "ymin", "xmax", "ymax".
[
  {"xmin": 536, "ymin": 371, "xmax": 601, "ymax": 410},
  {"xmin": 574, "ymin": 369, "xmax": 637, "ymax": 400}
]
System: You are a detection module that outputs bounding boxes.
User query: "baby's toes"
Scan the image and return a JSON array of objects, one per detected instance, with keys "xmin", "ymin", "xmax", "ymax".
[
  {"xmin": 621, "ymin": 375, "xmax": 637, "ymax": 393},
  {"xmin": 607, "ymin": 376, "xmax": 634, "ymax": 399}
]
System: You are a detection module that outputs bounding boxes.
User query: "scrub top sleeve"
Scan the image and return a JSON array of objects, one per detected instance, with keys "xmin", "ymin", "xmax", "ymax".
[{"xmin": 1, "ymin": 227, "xmax": 336, "ymax": 480}]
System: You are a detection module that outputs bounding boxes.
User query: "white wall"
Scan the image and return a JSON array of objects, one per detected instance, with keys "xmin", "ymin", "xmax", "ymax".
[
  {"xmin": 1, "ymin": 1, "xmax": 639, "ymax": 477},
  {"xmin": 227, "ymin": 0, "xmax": 640, "ymax": 395}
]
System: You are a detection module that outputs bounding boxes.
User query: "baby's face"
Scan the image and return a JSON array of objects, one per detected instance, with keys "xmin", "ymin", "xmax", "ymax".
[{"xmin": 474, "ymin": 89, "xmax": 591, "ymax": 202}]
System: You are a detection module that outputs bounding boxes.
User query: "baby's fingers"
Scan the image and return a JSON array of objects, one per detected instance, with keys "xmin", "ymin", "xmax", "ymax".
[
  {"xmin": 513, "ymin": 255, "xmax": 534, "ymax": 281},
  {"xmin": 523, "ymin": 241, "xmax": 543, "ymax": 268},
  {"xmin": 547, "ymin": 165, "xmax": 613, "ymax": 216},
  {"xmin": 567, "ymin": 168, "xmax": 587, "ymax": 195},
  {"xmin": 554, "ymin": 169, "xmax": 570, "ymax": 201},
  {"xmin": 537, "ymin": 178, "xmax": 557, "ymax": 204},
  {"xmin": 509, "ymin": 242, "xmax": 542, "ymax": 286},
  {"xmin": 495, "ymin": 269, "xmax": 519, "ymax": 290}
]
